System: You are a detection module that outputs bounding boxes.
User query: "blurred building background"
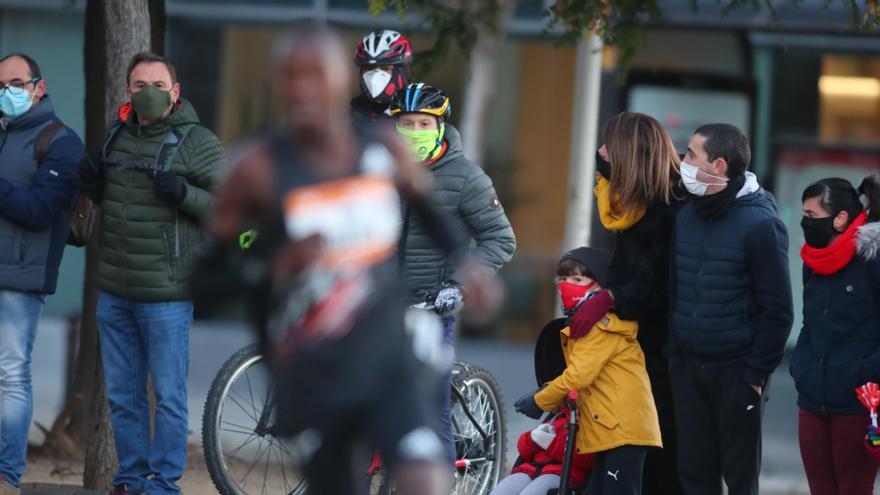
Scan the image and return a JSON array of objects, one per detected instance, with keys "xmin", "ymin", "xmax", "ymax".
[{"xmin": 1, "ymin": 0, "xmax": 879, "ymax": 343}]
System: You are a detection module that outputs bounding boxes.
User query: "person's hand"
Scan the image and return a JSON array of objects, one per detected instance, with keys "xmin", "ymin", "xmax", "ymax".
[
  {"xmin": 434, "ymin": 284, "xmax": 463, "ymax": 315},
  {"xmin": 569, "ymin": 290, "xmax": 614, "ymax": 338},
  {"xmin": 514, "ymin": 392, "xmax": 544, "ymax": 420},
  {"xmin": 750, "ymin": 385, "xmax": 763, "ymax": 396},
  {"xmin": 78, "ymin": 152, "xmax": 104, "ymax": 183},
  {"xmin": 154, "ymin": 170, "xmax": 187, "ymax": 205},
  {"xmin": 457, "ymin": 260, "xmax": 505, "ymax": 325}
]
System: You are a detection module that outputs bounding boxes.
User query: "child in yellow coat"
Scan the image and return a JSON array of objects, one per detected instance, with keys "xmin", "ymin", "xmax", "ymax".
[{"xmin": 514, "ymin": 247, "xmax": 662, "ymax": 495}]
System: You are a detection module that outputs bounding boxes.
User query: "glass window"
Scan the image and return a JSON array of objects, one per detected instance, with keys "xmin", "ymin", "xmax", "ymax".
[{"xmin": 818, "ymin": 54, "xmax": 880, "ymax": 144}]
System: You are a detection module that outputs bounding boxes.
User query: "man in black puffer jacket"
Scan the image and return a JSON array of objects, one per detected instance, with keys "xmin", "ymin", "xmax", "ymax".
[
  {"xmin": 390, "ymin": 83, "xmax": 516, "ymax": 464},
  {"xmin": 669, "ymin": 124, "xmax": 793, "ymax": 495}
]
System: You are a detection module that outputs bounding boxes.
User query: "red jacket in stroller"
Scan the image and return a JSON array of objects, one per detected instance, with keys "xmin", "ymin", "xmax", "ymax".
[{"xmin": 511, "ymin": 408, "xmax": 594, "ymax": 488}]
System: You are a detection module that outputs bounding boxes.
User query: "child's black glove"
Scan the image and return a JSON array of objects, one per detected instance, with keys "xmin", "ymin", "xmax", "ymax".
[{"xmin": 514, "ymin": 391, "xmax": 543, "ymax": 419}]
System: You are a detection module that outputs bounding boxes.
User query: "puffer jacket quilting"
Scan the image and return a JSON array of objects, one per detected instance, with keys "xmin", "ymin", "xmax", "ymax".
[
  {"xmin": 84, "ymin": 99, "xmax": 225, "ymax": 302},
  {"xmin": 401, "ymin": 125, "xmax": 515, "ymax": 303}
]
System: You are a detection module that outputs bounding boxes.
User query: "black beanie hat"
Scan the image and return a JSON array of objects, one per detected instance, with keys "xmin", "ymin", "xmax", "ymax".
[{"xmin": 559, "ymin": 247, "xmax": 612, "ymax": 287}]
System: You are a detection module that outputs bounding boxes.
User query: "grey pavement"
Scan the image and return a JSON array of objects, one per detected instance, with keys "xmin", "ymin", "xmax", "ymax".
[
  {"xmin": 28, "ymin": 318, "xmax": 828, "ymax": 493},
  {"xmin": 21, "ymin": 484, "xmax": 103, "ymax": 495}
]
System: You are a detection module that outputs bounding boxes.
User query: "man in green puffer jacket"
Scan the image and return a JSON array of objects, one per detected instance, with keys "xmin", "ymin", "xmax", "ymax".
[{"xmin": 77, "ymin": 52, "xmax": 224, "ymax": 495}]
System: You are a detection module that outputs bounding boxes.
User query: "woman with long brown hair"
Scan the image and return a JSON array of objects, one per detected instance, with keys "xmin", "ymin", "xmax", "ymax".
[{"xmin": 568, "ymin": 112, "xmax": 683, "ymax": 494}]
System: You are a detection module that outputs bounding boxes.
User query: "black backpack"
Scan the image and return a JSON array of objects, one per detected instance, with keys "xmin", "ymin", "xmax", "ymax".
[{"xmin": 34, "ymin": 122, "xmax": 95, "ymax": 247}]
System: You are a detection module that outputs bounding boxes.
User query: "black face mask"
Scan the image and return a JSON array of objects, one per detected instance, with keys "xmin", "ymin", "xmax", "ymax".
[
  {"xmin": 595, "ymin": 150, "xmax": 611, "ymax": 180},
  {"xmin": 801, "ymin": 216, "xmax": 837, "ymax": 248}
]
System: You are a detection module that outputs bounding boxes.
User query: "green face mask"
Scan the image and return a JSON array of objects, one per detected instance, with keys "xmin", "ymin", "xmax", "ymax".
[
  {"xmin": 397, "ymin": 124, "xmax": 445, "ymax": 163},
  {"xmin": 131, "ymin": 85, "xmax": 173, "ymax": 122}
]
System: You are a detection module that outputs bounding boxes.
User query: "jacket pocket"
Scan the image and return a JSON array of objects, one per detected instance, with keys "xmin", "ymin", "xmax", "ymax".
[
  {"xmin": 585, "ymin": 394, "xmax": 619, "ymax": 430},
  {"xmin": 9, "ymin": 227, "xmax": 22, "ymax": 264},
  {"xmin": 160, "ymin": 225, "xmax": 178, "ymax": 282}
]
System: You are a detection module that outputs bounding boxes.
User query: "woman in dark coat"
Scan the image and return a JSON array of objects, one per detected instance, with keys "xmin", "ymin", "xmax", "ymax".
[
  {"xmin": 791, "ymin": 175, "xmax": 880, "ymax": 495},
  {"xmin": 567, "ymin": 112, "xmax": 683, "ymax": 494}
]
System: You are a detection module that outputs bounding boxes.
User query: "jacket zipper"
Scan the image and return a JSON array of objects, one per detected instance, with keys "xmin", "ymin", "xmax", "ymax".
[
  {"xmin": 174, "ymin": 210, "xmax": 180, "ymax": 257},
  {"xmin": 398, "ymin": 203, "xmax": 411, "ymax": 270},
  {"xmin": 162, "ymin": 229, "xmax": 174, "ymax": 280},
  {"xmin": 692, "ymin": 217, "xmax": 712, "ymax": 358}
]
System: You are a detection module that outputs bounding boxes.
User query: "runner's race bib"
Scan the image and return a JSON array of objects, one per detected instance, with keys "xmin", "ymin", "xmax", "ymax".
[{"xmin": 269, "ymin": 144, "xmax": 402, "ymax": 357}]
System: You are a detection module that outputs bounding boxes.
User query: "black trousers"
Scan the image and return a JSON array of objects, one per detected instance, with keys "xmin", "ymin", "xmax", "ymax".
[
  {"xmin": 669, "ymin": 359, "xmax": 766, "ymax": 495},
  {"xmin": 588, "ymin": 445, "xmax": 648, "ymax": 495},
  {"xmin": 641, "ymin": 348, "xmax": 683, "ymax": 495}
]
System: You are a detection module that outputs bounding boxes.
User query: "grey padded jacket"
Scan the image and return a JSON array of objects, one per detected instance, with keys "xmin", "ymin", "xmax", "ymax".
[{"xmin": 400, "ymin": 125, "xmax": 516, "ymax": 303}]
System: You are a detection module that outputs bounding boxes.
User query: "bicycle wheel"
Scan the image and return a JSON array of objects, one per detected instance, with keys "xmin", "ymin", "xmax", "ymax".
[
  {"xmin": 451, "ymin": 362, "xmax": 507, "ymax": 495},
  {"xmin": 202, "ymin": 343, "xmax": 308, "ymax": 495}
]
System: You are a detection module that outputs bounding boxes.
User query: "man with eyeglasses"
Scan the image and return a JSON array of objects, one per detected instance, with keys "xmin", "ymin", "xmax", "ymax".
[{"xmin": 0, "ymin": 53, "xmax": 83, "ymax": 494}]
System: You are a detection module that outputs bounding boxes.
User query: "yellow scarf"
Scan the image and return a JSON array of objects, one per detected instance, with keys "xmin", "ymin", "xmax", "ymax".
[{"xmin": 593, "ymin": 175, "xmax": 646, "ymax": 231}]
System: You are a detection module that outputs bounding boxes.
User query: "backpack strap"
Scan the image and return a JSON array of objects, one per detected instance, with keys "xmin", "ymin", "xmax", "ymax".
[
  {"xmin": 153, "ymin": 122, "xmax": 196, "ymax": 174},
  {"xmin": 34, "ymin": 121, "xmax": 65, "ymax": 167},
  {"xmin": 101, "ymin": 122, "xmax": 125, "ymax": 162}
]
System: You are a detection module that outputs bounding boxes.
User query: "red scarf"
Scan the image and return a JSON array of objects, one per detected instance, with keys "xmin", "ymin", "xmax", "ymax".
[{"xmin": 800, "ymin": 211, "xmax": 867, "ymax": 275}]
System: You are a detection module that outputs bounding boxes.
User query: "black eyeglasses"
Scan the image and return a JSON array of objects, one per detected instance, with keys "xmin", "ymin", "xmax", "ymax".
[{"xmin": 0, "ymin": 77, "xmax": 40, "ymax": 97}]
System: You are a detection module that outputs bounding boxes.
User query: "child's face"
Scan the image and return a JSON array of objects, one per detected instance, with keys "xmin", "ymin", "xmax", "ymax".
[
  {"xmin": 556, "ymin": 273, "xmax": 601, "ymax": 289},
  {"xmin": 556, "ymin": 270, "xmax": 602, "ymax": 311}
]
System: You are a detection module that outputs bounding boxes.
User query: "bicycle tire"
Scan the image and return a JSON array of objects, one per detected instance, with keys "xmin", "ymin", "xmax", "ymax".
[
  {"xmin": 452, "ymin": 363, "xmax": 508, "ymax": 495},
  {"xmin": 202, "ymin": 344, "xmax": 307, "ymax": 495}
]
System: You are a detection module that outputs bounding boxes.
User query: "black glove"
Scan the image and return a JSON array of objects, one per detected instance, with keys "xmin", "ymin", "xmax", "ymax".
[
  {"xmin": 154, "ymin": 170, "xmax": 187, "ymax": 206},
  {"xmin": 78, "ymin": 152, "xmax": 104, "ymax": 183},
  {"xmin": 514, "ymin": 391, "xmax": 544, "ymax": 419},
  {"xmin": 595, "ymin": 149, "xmax": 612, "ymax": 180}
]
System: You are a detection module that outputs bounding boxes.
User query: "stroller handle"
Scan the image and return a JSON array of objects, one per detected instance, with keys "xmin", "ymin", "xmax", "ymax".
[{"xmin": 559, "ymin": 390, "xmax": 581, "ymax": 494}]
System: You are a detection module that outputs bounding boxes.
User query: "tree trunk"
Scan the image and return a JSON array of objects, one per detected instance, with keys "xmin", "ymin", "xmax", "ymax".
[
  {"xmin": 458, "ymin": 0, "xmax": 515, "ymax": 166},
  {"xmin": 82, "ymin": 0, "xmax": 152, "ymax": 489}
]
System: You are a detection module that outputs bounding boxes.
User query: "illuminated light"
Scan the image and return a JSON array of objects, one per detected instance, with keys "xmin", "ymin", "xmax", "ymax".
[{"xmin": 818, "ymin": 76, "xmax": 880, "ymax": 98}]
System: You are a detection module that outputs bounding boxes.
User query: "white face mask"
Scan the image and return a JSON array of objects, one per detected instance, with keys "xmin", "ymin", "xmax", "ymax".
[
  {"xmin": 362, "ymin": 70, "xmax": 392, "ymax": 99},
  {"xmin": 680, "ymin": 161, "xmax": 728, "ymax": 197}
]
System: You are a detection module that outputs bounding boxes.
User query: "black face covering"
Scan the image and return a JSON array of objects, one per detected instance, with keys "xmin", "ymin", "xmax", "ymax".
[
  {"xmin": 694, "ymin": 174, "xmax": 746, "ymax": 219},
  {"xmin": 595, "ymin": 150, "xmax": 612, "ymax": 180},
  {"xmin": 801, "ymin": 216, "xmax": 838, "ymax": 248}
]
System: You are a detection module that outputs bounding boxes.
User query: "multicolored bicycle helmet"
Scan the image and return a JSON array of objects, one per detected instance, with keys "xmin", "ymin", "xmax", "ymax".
[
  {"xmin": 355, "ymin": 30, "xmax": 413, "ymax": 105},
  {"xmin": 389, "ymin": 83, "xmax": 452, "ymax": 121},
  {"xmin": 354, "ymin": 30, "xmax": 413, "ymax": 66}
]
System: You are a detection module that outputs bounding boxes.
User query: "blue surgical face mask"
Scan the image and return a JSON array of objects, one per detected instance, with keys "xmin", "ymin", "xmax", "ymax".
[{"xmin": 0, "ymin": 87, "xmax": 34, "ymax": 118}]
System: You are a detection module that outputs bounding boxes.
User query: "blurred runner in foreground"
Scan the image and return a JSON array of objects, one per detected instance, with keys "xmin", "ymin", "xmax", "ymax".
[{"xmin": 193, "ymin": 23, "xmax": 500, "ymax": 495}]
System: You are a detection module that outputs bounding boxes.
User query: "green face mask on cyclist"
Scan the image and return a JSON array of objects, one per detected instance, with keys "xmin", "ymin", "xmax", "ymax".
[{"xmin": 396, "ymin": 124, "xmax": 445, "ymax": 163}]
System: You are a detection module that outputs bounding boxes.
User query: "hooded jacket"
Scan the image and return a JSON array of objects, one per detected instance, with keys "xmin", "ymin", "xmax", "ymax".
[
  {"xmin": 791, "ymin": 221, "xmax": 880, "ymax": 415},
  {"xmin": 81, "ymin": 99, "xmax": 224, "ymax": 302},
  {"xmin": 534, "ymin": 313, "xmax": 662, "ymax": 454},
  {"xmin": 669, "ymin": 177, "xmax": 794, "ymax": 387},
  {"xmin": 0, "ymin": 96, "xmax": 82, "ymax": 294},
  {"xmin": 400, "ymin": 125, "xmax": 516, "ymax": 303}
]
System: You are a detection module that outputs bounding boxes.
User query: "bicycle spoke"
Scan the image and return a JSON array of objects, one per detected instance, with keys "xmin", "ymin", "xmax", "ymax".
[
  {"xmin": 245, "ymin": 370, "xmax": 260, "ymax": 424},
  {"xmin": 272, "ymin": 440, "xmax": 292, "ymax": 491},
  {"xmin": 225, "ymin": 431, "xmax": 261, "ymax": 459},
  {"xmin": 262, "ymin": 441, "xmax": 270, "ymax": 495},
  {"xmin": 227, "ymin": 391, "xmax": 260, "ymax": 423},
  {"xmin": 239, "ymin": 437, "xmax": 269, "ymax": 486}
]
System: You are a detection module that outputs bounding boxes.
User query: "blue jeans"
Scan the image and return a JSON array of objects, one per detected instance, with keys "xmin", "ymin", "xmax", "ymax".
[
  {"xmin": 97, "ymin": 291, "xmax": 191, "ymax": 495},
  {"xmin": 0, "ymin": 291, "xmax": 43, "ymax": 488},
  {"xmin": 438, "ymin": 316, "xmax": 456, "ymax": 464}
]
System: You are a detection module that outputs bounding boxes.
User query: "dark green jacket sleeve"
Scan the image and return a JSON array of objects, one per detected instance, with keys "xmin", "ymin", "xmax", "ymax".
[
  {"xmin": 456, "ymin": 166, "xmax": 516, "ymax": 275},
  {"xmin": 178, "ymin": 126, "xmax": 225, "ymax": 222}
]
